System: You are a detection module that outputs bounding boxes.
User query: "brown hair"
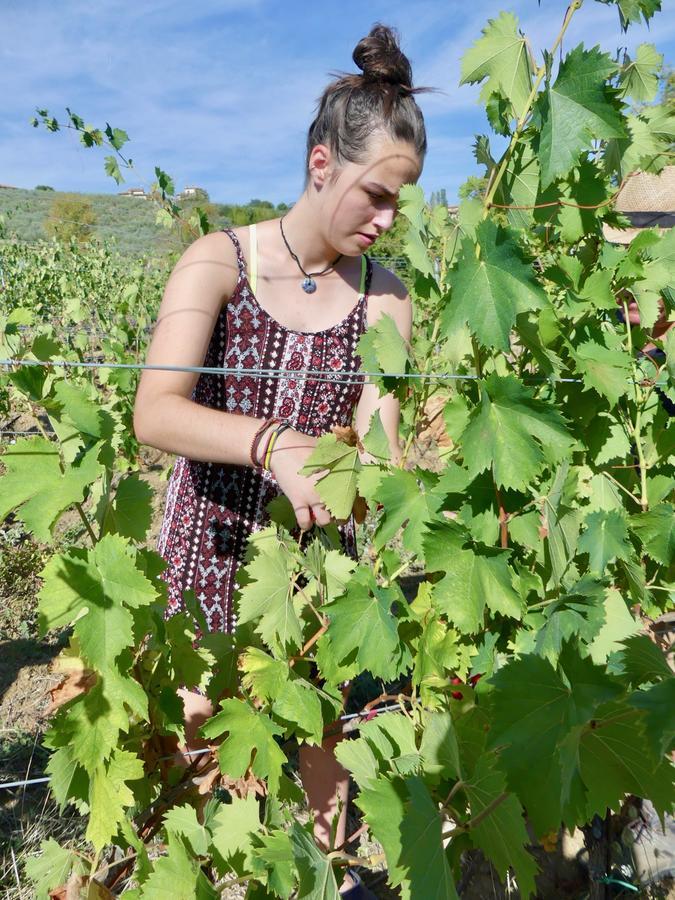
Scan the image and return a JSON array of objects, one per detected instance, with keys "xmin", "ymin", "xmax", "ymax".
[{"xmin": 305, "ymin": 24, "xmax": 429, "ymax": 181}]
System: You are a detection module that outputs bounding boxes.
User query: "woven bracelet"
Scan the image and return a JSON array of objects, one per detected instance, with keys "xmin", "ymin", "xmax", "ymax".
[{"xmin": 250, "ymin": 417, "xmax": 280, "ymax": 469}]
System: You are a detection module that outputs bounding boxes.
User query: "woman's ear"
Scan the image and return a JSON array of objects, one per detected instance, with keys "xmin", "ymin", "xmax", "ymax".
[{"xmin": 308, "ymin": 144, "xmax": 333, "ymax": 188}]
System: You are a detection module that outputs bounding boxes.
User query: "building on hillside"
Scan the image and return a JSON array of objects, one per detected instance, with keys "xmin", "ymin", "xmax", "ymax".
[
  {"xmin": 119, "ymin": 187, "xmax": 147, "ymax": 198},
  {"xmin": 180, "ymin": 186, "xmax": 208, "ymax": 200}
]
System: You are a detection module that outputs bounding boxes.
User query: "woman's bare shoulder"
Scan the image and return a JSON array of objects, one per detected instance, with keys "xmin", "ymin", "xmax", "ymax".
[
  {"xmin": 167, "ymin": 229, "xmax": 243, "ymax": 305},
  {"xmin": 366, "ymin": 259, "xmax": 412, "ymax": 337}
]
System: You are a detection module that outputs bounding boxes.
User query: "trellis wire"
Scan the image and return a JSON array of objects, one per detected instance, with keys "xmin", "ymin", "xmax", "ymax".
[{"xmin": 0, "ymin": 356, "xmax": 668, "ymax": 389}]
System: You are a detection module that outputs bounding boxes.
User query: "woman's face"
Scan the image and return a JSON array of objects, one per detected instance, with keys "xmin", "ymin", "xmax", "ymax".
[{"xmin": 315, "ymin": 135, "xmax": 422, "ymax": 256}]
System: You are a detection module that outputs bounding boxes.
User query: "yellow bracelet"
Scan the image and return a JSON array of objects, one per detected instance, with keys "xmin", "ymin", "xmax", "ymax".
[{"xmin": 263, "ymin": 422, "xmax": 291, "ymax": 471}]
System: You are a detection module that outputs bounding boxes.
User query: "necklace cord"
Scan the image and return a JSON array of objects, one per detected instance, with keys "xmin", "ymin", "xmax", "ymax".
[{"xmin": 279, "ymin": 216, "xmax": 343, "ymax": 280}]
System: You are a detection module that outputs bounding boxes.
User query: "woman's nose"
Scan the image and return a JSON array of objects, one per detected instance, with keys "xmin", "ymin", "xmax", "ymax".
[{"xmin": 372, "ymin": 206, "xmax": 396, "ymax": 232}]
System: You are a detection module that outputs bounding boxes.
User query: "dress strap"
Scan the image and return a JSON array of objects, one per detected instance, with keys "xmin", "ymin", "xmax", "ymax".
[
  {"xmin": 221, "ymin": 227, "xmax": 247, "ymax": 285},
  {"xmin": 249, "ymin": 223, "xmax": 258, "ymax": 294}
]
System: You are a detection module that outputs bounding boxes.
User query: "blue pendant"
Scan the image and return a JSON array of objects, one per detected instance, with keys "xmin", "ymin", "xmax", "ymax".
[{"xmin": 302, "ymin": 277, "xmax": 317, "ymax": 294}]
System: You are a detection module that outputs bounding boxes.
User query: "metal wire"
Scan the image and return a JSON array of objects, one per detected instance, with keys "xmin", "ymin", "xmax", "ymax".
[{"xmin": 0, "ymin": 356, "xmax": 668, "ymax": 389}]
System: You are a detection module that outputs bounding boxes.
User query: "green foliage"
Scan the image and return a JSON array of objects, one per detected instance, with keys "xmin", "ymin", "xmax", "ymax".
[
  {"xmin": 12, "ymin": 2, "xmax": 675, "ymax": 897},
  {"xmin": 44, "ymin": 194, "xmax": 97, "ymax": 243}
]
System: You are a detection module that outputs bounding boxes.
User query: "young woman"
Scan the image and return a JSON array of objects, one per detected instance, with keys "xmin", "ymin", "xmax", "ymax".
[{"xmin": 133, "ymin": 23, "xmax": 427, "ymax": 896}]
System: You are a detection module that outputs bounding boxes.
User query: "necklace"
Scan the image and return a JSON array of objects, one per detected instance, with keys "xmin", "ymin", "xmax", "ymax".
[{"xmin": 279, "ymin": 216, "xmax": 343, "ymax": 294}]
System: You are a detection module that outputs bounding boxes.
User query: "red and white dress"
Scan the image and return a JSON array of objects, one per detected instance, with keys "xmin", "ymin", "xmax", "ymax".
[{"xmin": 157, "ymin": 226, "xmax": 373, "ymax": 633}]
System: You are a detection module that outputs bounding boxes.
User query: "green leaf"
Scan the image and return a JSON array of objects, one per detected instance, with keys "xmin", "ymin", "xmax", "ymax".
[
  {"xmin": 0, "ymin": 437, "xmax": 102, "ymax": 542},
  {"xmin": 361, "ymin": 408, "xmax": 391, "ymax": 462},
  {"xmin": 536, "ymin": 45, "xmax": 624, "ymax": 188},
  {"xmin": 87, "ymin": 749, "xmax": 144, "ymax": 850},
  {"xmin": 200, "ymin": 699, "xmax": 286, "ymax": 794},
  {"xmin": 573, "ymin": 341, "xmax": 631, "ymax": 407},
  {"xmin": 273, "ymin": 678, "xmax": 325, "ymax": 745},
  {"xmin": 492, "ymin": 140, "xmax": 539, "ymax": 230},
  {"xmin": 629, "ymin": 680, "xmax": 675, "ymax": 758},
  {"xmin": 164, "ymin": 804, "xmax": 209, "ymax": 857},
  {"xmin": 372, "ymin": 468, "xmax": 443, "ymax": 557},
  {"xmin": 618, "ymin": 634, "xmax": 673, "ymax": 686},
  {"xmin": 104, "ymin": 155, "xmax": 123, "ymax": 184},
  {"xmin": 250, "ymin": 830, "xmax": 295, "ymax": 898},
  {"xmin": 356, "ymin": 312, "xmax": 411, "ymax": 397},
  {"xmin": 578, "ymin": 702, "xmax": 675, "ymax": 822},
  {"xmin": 610, "ymin": 0, "xmax": 662, "ymax": 31},
  {"xmin": 431, "ymin": 547, "xmax": 522, "ymax": 634},
  {"xmin": 300, "ymin": 433, "xmax": 360, "ymax": 520},
  {"xmin": 629, "ymin": 503, "xmax": 675, "ymax": 566},
  {"xmin": 459, "ymin": 375, "xmax": 574, "ymax": 491},
  {"xmin": 578, "ymin": 510, "xmax": 632, "ymax": 575},
  {"xmin": 140, "ymin": 835, "xmax": 210, "ymax": 899},
  {"xmin": 323, "ymin": 569, "xmax": 405, "ymax": 681},
  {"xmin": 588, "ymin": 589, "xmax": 639, "ymax": 664},
  {"xmin": 288, "ymin": 822, "xmax": 340, "ymax": 900},
  {"xmin": 464, "ymin": 754, "xmax": 538, "ymax": 898},
  {"xmin": 619, "ymin": 43, "xmax": 663, "ymax": 103},
  {"xmin": 399, "ymin": 776, "xmax": 458, "ymax": 899},
  {"xmin": 357, "ymin": 778, "xmax": 410, "ymax": 896},
  {"xmin": 236, "ymin": 529, "xmax": 303, "ymax": 656},
  {"xmin": 488, "ymin": 649, "xmax": 621, "ymax": 834},
  {"xmin": 444, "ymin": 221, "xmax": 547, "ymax": 352},
  {"xmin": 24, "ymin": 839, "xmax": 82, "ymax": 899},
  {"xmin": 420, "ymin": 710, "xmax": 461, "ymax": 780},
  {"xmin": 460, "ymin": 12, "xmax": 533, "ymax": 119},
  {"xmin": 101, "ymin": 474, "xmax": 154, "ymax": 542},
  {"xmin": 209, "ymin": 793, "xmax": 261, "ymax": 874},
  {"xmin": 38, "ymin": 535, "xmax": 158, "ymax": 671},
  {"xmin": 240, "ymin": 647, "xmax": 289, "ymax": 702}
]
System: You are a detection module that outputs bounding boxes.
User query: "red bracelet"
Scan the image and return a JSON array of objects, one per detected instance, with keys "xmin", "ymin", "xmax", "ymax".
[{"xmin": 250, "ymin": 417, "xmax": 280, "ymax": 469}]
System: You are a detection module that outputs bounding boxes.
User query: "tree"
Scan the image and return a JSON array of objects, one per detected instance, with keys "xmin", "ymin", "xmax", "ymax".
[
  {"xmin": 35, "ymin": 185, "xmax": 55, "ymax": 191},
  {"xmin": 44, "ymin": 194, "xmax": 96, "ymax": 243}
]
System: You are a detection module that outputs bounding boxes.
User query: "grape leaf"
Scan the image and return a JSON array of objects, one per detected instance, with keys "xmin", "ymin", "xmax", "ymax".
[
  {"xmin": 240, "ymin": 647, "xmax": 289, "ymax": 702},
  {"xmin": 536, "ymin": 45, "xmax": 624, "ymax": 188},
  {"xmin": 140, "ymin": 835, "xmax": 215, "ymax": 899},
  {"xmin": 322, "ymin": 569, "xmax": 405, "ymax": 681},
  {"xmin": 0, "ymin": 437, "xmax": 102, "ymax": 542},
  {"xmin": 362, "ymin": 408, "xmax": 391, "ymax": 462},
  {"xmin": 618, "ymin": 634, "xmax": 673, "ymax": 686},
  {"xmin": 209, "ymin": 793, "xmax": 261, "ymax": 874},
  {"xmin": 273, "ymin": 678, "xmax": 325, "ymax": 745},
  {"xmin": 356, "ymin": 777, "xmax": 410, "ymax": 897},
  {"xmin": 464, "ymin": 753, "xmax": 538, "ymax": 898},
  {"xmin": 578, "ymin": 702, "xmax": 675, "ymax": 822},
  {"xmin": 288, "ymin": 822, "xmax": 340, "ymax": 900},
  {"xmin": 605, "ymin": 0, "xmax": 662, "ymax": 30},
  {"xmin": 430, "ymin": 547, "xmax": 522, "ymax": 634},
  {"xmin": 24, "ymin": 839, "xmax": 84, "ymax": 900},
  {"xmin": 444, "ymin": 221, "xmax": 547, "ymax": 351},
  {"xmin": 573, "ymin": 341, "xmax": 631, "ymax": 406},
  {"xmin": 630, "ymin": 680, "xmax": 675, "ymax": 758},
  {"xmin": 236, "ymin": 529, "xmax": 303, "ymax": 656},
  {"xmin": 372, "ymin": 468, "xmax": 444, "ymax": 557},
  {"xmin": 101, "ymin": 473, "xmax": 154, "ymax": 542},
  {"xmin": 356, "ymin": 312, "xmax": 411, "ymax": 397},
  {"xmin": 164, "ymin": 804, "xmax": 209, "ymax": 857},
  {"xmin": 629, "ymin": 503, "xmax": 675, "ymax": 566},
  {"xmin": 86, "ymin": 749, "xmax": 144, "ymax": 850},
  {"xmin": 578, "ymin": 509, "xmax": 632, "ymax": 575},
  {"xmin": 250, "ymin": 830, "xmax": 295, "ymax": 899},
  {"xmin": 588, "ymin": 589, "xmax": 639, "ymax": 664},
  {"xmin": 419, "ymin": 710, "xmax": 461, "ymax": 780},
  {"xmin": 459, "ymin": 375, "xmax": 574, "ymax": 491},
  {"xmin": 300, "ymin": 433, "xmax": 360, "ymax": 520},
  {"xmin": 38, "ymin": 535, "xmax": 157, "ymax": 672},
  {"xmin": 200, "ymin": 698, "xmax": 286, "ymax": 794},
  {"xmin": 460, "ymin": 11, "xmax": 534, "ymax": 119},
  {"xmin": 399, "ymin": 776, "xmax": 459, "ymax": 899},
  {"xmin": 488, "ymin": 650, "xmax": 621, "ymax": 833},
  {"xmin": 619, "ymin": 43, "xmax": 663, "ymax": 103}
]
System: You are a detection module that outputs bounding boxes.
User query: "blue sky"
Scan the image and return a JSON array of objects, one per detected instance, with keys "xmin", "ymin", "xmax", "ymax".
[{"xmin": 2, "ymin": 0, "xmax": 674, "ymax": 205}]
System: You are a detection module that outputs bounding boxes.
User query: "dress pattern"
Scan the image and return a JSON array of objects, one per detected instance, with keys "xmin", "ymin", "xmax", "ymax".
[{"xmin": 157, "ymin": 228, "xmax": 373, "ymax": 633}]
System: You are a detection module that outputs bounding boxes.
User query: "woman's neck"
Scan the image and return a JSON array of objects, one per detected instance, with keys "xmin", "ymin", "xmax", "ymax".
[{"xmin": 276, "ymin": 192, "xmax": 341, "ymax": 272}]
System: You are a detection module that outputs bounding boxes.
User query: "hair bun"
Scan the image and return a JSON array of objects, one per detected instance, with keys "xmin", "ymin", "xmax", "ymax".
[{"xmin": 352, "ymin": 24, "xmax": 413, "ymax": 89}]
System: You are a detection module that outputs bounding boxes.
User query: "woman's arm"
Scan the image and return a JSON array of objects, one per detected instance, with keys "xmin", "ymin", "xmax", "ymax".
[
  {"xmin": 133, "ymin": 231, "xmax": 333, "ymax": 529},
  {"xmin": 353, "ymin": 264, "xmax": 413, "ymax": 465}
]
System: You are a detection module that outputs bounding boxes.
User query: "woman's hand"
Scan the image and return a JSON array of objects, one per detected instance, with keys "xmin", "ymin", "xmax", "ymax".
[{"xmin": 268, "ymin": 427, "xmax": 332, "ymax": 530}]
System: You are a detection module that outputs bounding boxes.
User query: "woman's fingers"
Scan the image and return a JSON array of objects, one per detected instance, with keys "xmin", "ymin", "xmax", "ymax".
[
  {"xmin": 293, "ymin": 504, "xmax": 314, "ymax": 531},
  {"xmin": 311, "ymin": 502, "xmax": 332, "ymax": 527},
  {"xmin": 293, "ymin": 501, "xmax": 332, "ymax": 530}
]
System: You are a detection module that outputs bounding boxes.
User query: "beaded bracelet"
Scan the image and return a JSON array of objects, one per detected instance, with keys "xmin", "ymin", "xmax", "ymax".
[
  {"xmin": 263, "ymin": 422, "xmax": 292, "ymax": 471},
  {"xmin": 249, "ymin": 417, "xmax": 281, "ymax": 469}
]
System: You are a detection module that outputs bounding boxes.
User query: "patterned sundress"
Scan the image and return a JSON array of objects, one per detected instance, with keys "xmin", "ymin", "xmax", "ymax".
[{"xmin": 157, "ymin": 226, "xmax": 373, "ymax": 633}]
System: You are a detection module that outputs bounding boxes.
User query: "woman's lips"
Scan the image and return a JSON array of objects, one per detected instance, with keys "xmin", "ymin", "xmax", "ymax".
[{"xmin": 356, "ymin": 232, "xmax": 376, "ymax": 246}]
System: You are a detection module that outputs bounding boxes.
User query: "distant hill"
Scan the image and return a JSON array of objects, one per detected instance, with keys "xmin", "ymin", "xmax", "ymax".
[{"xmin": 0, "ymin": 187, "xmax": 285, "ymax": 258}]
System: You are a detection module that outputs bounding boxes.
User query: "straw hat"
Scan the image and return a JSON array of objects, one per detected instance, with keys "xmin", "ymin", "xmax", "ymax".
[{"xmin": 602, "ymin": 166, "xmax": 675, "ymax": 244}]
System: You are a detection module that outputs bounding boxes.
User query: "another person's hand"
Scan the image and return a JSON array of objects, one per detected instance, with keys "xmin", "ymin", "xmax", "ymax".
[{"xmin": 268, "ymin": 427, "xmax": 332, "ymax": 530}]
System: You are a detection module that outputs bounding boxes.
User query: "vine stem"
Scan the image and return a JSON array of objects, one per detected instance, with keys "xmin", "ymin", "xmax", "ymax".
[
  {"xmin": 482, "ymin": 0, "xmax": 583, "ymax": 215},
  {"xmin": 622, "ymin": 300, "xmax": 649, "ymax": 511}
]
